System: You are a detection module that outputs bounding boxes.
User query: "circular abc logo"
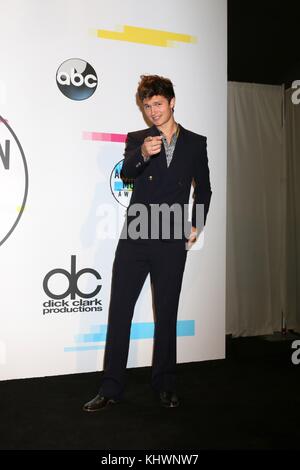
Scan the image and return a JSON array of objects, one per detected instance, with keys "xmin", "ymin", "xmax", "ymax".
[
  {"xmin": 110, "ymin": 159, "xmax": 134, "ymax": 208},
  {"xmin": 0, "ymin": 116, "xmax": 28, "ymax": 246},
  {"xmin": 56, "ymin": 58, "xmax": 98, "ymax": 101}
]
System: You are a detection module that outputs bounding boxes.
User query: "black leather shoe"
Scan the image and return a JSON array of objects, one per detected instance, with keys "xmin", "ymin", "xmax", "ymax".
[
  {"xmin": 159, "ymin": 391, "xmax": 180, "ymax": 408},
  {"xmin": 83, "ymin": 394, "xmax": 120, "ymax": 412}
]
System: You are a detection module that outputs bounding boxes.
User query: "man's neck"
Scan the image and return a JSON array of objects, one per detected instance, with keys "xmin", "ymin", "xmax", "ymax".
[{"xmin": 157, "ymin": 119, "xmax": 177, "ymax": 140}]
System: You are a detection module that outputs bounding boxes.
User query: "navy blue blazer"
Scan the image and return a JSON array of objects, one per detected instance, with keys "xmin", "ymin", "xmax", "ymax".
[{"xmin": 121, "ymin": 124, "xmax": 212, "ymax": 240}]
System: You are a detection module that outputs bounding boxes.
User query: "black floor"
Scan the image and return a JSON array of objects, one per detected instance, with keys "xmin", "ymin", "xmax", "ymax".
[{"xmin": 1, "ymin": 335, "xmax": 300, "ymax": 451}]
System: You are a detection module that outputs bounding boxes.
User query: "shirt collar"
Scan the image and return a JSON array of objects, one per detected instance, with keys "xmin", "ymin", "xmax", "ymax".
[{"xmin": 158, "ymin": 123, "xmax": 180, "ymax": 142}]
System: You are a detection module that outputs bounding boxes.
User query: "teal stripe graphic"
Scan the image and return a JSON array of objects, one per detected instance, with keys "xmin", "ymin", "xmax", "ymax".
[
  {"xmin": 64, "ymin": 345, "xmax": 105, "ymax": 352},
  {"xmin": 64, "ymin": 320, "xmax": 194, "ymax": 352}
]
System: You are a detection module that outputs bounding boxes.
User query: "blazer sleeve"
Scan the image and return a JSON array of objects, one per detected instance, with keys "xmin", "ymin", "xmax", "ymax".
[
  {"xmin": 192, "ymin": 136, "xmax": 212, "ymax": 230},
  {"xmin": 121, "ymin": 132, "xmax": 150, "ymax": 179}
]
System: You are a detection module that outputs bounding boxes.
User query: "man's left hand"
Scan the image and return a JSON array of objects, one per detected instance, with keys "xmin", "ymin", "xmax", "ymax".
[{"xmin": 187, "ymin": 227, "xmax": 197, "ymax": 250}]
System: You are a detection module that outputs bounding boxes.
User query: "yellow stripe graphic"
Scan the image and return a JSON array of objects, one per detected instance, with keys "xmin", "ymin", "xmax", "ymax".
[{"xmin": 96, "ymin": 25, "xmax": 196, "ymax": 47}]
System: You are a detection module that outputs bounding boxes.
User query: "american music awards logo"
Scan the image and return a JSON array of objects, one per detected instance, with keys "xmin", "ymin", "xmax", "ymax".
[
  {"xmin": 0, "ymin": 116, "xmax": 28, "ymax": 246},
  {"xmin": 110, "ymin": 159, "xmax": 134, "ymax": 207}
]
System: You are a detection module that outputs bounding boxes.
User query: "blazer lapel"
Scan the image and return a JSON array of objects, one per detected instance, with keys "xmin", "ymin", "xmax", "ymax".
[
  {"xmin": 147, "ymin": 125, "xmax": 167, "ymax": 172},
  {"xmin": 146, "ymin": 124, "xmax": 186, "ymax": 173},
  {"xmin": 165, "ymin": 124, "xmax": 186, "ymax": 173}
]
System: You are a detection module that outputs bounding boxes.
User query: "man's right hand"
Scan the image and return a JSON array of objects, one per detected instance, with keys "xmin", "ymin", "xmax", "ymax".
[{"xmin": 141, "ymin": 135, "xmax": 162, "ymax": 159}]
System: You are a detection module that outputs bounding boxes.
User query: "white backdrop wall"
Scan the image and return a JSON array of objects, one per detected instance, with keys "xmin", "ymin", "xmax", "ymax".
[{"xmin": 0, "ymin": 0, "xmax": 227, "ymax": 380}]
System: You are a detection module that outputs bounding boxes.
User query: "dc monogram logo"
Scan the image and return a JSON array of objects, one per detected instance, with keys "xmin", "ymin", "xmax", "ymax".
[
  {"xmin": 43, "ymin": 255, "xmax": 101, "ymax": 300},
  {"xmin": 56, "ymin": 58, "xmax": 98, "ymax": 101},
  {"xmin": 0, "ymin": 116, "xmax": 28, "ymax": 246}
]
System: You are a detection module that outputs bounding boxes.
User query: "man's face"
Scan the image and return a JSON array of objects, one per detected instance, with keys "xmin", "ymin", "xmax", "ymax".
[{"xmin": 142, "ymin": 95, "xmax": 175, "ymax": 127}]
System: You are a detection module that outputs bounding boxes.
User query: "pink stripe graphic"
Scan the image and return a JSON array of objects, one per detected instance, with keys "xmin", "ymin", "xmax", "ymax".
[{"xmin": 83, "ymin": 131, "xmax": 127, "ymax": 143}]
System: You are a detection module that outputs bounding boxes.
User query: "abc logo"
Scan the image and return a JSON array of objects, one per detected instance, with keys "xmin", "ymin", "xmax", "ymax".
[
  {"xmin": 56, "ymin": 58, "xmax": 98, "ymax": 101},
  {"xmin": 43, "ymin": 255, "xmax": 101, "ymax": 299}
]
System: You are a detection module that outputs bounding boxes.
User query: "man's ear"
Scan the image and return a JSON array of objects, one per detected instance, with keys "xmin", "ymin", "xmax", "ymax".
[{"xmin": 170, "ymin": 97, "xmax": 175, "ymax": 111}]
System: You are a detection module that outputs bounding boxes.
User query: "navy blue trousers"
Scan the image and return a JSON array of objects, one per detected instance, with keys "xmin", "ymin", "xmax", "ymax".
[{"xmin": 99, "ymin": 239, "xmax": 187, "ymax": 399}]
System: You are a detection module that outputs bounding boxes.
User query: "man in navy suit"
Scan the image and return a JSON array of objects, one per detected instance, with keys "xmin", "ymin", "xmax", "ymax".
[{"xmin": 83, "ymin": 75, "xmax": 212, "ymax": 411}]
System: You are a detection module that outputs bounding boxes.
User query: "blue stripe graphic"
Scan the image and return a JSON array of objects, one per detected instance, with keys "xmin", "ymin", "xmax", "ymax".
[
  {"xmin": 64, "ymin": 345, "xmax": 106, "ymax": 352},
  {"xmin": 64, "ymin": 320, "xmax": 194, "ymax": 352}
]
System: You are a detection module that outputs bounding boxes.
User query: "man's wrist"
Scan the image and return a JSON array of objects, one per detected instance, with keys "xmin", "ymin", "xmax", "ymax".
[
  {"xmin": 141, "ymin": 146, "xmax": 150, "ymax": 161},
  {"xmin": 190, "ymin": 227, "xmax": 197, "ymax": 237}
]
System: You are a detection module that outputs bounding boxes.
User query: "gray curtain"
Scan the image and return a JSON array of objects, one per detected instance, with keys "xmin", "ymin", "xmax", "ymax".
[
  {"xmin": 227, "ymin": 82, "xmax": 285, "ymax": 336},
  {"xmin": 285, "ymin": 88, "xmax": 300, "ymax": 333}
]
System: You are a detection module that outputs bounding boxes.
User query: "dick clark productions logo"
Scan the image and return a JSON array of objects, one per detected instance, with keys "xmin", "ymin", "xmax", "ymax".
[
  {"xmin": 42, "ymin": 255, "xmax": 102, "ymax": 315},
  {"xmin": 56, "ymin": 58, "xmax": 98, "ymax": 101},
  {"xmin": 0, "ymin": 116, "xmax": 28, "ymax": 246}
]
